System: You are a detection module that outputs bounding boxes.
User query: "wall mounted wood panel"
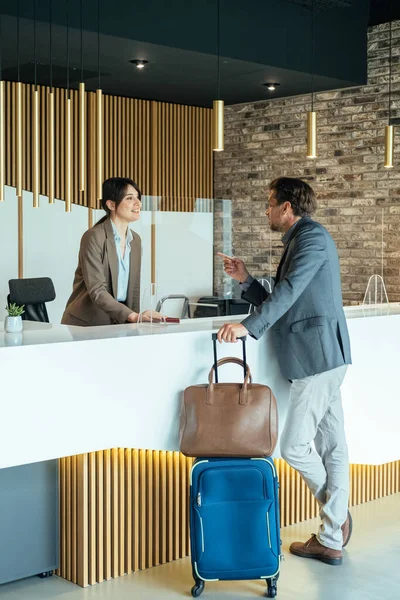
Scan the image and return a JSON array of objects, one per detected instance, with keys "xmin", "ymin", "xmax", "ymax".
[
  {"xmin": 57, "ymin": 450, "xmax": 400, "ymax": 587},
  {"xmin": 3, "ymin": 82, "xmax": 212, "ymax": 212}
]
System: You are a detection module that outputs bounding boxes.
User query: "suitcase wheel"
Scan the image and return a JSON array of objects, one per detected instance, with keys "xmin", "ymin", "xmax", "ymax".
[
  {"xmin": 191, "ymin": 580, "xmax": 205, "ymax": 597},
  {"xmin": 266, "ymin": 577, "xmax": 278, "ymax": 598}
]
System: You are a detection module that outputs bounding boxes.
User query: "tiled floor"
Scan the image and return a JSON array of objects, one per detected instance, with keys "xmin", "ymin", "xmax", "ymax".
[{"xmin": 1, "ymin": 493, "xmax": 399, "ymax": 600}]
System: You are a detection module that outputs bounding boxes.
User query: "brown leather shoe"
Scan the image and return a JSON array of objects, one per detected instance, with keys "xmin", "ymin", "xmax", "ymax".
[
  {"xmin": 342, "ymin": 511, "xmax": 353, "ymax": 548},
  {"xmin": 289, "ymin": 534, "xmax": 343, "ymax": 566}
]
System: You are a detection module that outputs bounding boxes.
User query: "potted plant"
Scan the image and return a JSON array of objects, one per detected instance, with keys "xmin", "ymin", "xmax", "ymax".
[{"xmin": 5, "ymin": 303, "xmax": 25, "ymax": 333}]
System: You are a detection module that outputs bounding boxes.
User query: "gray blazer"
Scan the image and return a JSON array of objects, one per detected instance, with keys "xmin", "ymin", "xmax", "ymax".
[{"xmin": 242, "ymin": 217, "xmax": 351, "ymax": 380}]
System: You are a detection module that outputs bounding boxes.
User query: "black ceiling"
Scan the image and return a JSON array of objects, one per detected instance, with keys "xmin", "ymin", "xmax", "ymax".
[
  {"xmin": 0, "ymin": 0, "xmax": 389, "ymax": 108},
  {"xmin": 369, "ymin": 0, "xmax": 400, "ymax": 25}
]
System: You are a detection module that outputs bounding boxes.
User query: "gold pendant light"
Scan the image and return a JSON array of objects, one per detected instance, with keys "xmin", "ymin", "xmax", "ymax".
[
  {"xmin": 384, "ymin": 125, "xmax": 394, "ymax": 169},
  {"xmin": 48, "ymin": 90, "xmax": 55, "ymax": 203},
  {"xmin": 48, "ymin": 1, "xmax": 55, "ymax": 204},
  {"xmin": 65, "ymin": 0, "xmax": 71, "ymax": 212},
  {"xmin": 79, "ymin": 0, "xmax": 86, "ymax": 192},
  {"xmin": 213, "ymin": 100, "xmax": 224, "ymax": 152},
  {"xmin": 32, "ymin": 89, "xmax": 40, "ymax": 207},
  {"xmin": 96, "ymin": 0, "xmax": 103, "ymax": 202},
  {"xmin": 307, "ymin": 111, "xmax": 317, "ymax": 159},
  {"xmin": 212, "ymin": 0, "xmax": 224, "ymax": 152},
  {"xmin": 384, "ymin": 18, "xmax": 394, "ymax": 169},
  {"xmin": 16, "ymin": 0, "xmax": 23, "ymax": 198},
  {"xmin": 307, "ymin": 0, "xmax": 317, "ymax": 159},
  {"xmin": 96, "ymin": 89, "xmax": 103, "ymax": 202},
  {"xmin": 32, "ymin": 0, "xmax": 40, "ymax": 208},
  {"xmin": 65, "ymin": 94, "xmax": 72, "ymax": 211}
]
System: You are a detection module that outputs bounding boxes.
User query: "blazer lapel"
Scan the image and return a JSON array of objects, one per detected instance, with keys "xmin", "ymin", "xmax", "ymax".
[
  {"xmin": 275, "ymin": 218, "xmax": 309, "ymax": 283},
  {"xmin": 275, "ymin": 248, "xmax": 289, "ymax": 284},
  {"xmin": 104, "ymin": 219, "xmax": 119, "ymax": 299}
]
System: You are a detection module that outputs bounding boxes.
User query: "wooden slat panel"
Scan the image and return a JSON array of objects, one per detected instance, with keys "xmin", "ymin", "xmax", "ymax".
[
  {"xmin": 146, "ymin": 450, "xmax": 154, "ymax": 569},
  {"xmin": 132, "ymin": 449, "xmax": 140, "ymax": 573},
  {"xmin": 173, "ymin": 452, "xmax": 180, "ymax": 560},
  {"xmin": 66, "ymin": 456, "xmax": 71, "ymax": 581},
  {"xmin": 125, "ymin": 449, "xmax": 132, "ymax": 574},
  {"xmin": 153, "ymin": 450, "xmax": 160, "ymax": 567},
  {"xmin": 179, "ymin": 452, "xmax": 187, "ymax": 558},
  {"xmin": 60, "ymin": 457, "xmax": 67, "ymax": 578},
  {"xmin": 71, "ymin": 455, "xmax": 77, "ymax": 584},
  {"xmin": 139, "ymin": 449, "xmax": 147, "ymax": 570},
  {"xmin": 59, "ymin": 452, "xmax": 400, "ymax": 589},
  {"xmin": 103, "ymin": 449, "xmax": 112, "ymax": 580},
  {"xmin": 96, "ymin": 451, "xmax": 104, "ymax": 583},
  {"xmin": 111, "ymin": 448, "xmax": 119, "ymax": 578},
  {"xmin": 76, "ymin": 454, "xmax": 89, "ymax": 587},
  {"xmin": 167, "ymin": 451, "xmax": 174, "ymax": 563},
  {"xmin": 160, "ymin": 450, "xmax": 167, "ymax": 565},
  {"xmin": 186, "ymin": 456, "xmax": 193, "ymax": 555},
  {"xmin": 118, "ymin": 448, "xmax": 125, "ymax": 577},
  {"xmin": 88, "ymin": 452, "xmax": 96, "ymax": 585}
]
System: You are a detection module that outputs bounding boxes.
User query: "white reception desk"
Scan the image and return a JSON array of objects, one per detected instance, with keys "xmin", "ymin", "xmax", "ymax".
[{"xmin": 1, "ymin": 304, "xmax": 399, "ymax": 470}]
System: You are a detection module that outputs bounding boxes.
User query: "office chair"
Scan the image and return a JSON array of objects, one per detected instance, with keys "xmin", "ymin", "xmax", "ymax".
[{"xmin": 8, "ymin": 277, "xmax": 56, "ymax": 323}]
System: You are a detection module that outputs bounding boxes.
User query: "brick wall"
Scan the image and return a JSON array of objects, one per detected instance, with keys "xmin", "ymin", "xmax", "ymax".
[{"xmin": 213, "ymin": 21, "xmax": 400, "ymax": 305}]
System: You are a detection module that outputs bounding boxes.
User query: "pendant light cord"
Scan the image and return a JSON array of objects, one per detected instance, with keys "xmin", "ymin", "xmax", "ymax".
[
  {"xmin": 66, "ymin": 0, "xmax": 69, "ymax": 97},
  {"xmin": 311, "ymin": 0, "xmax": 315, "ymax": 111},
  {"xmin": 388, "ymin": 11, "xmax": 392, "ymax": 122},
  {"xmin": 98, "ymin": 0, "xmax": 100, "ymax": 89},
  {"xmin": 217, "ymin": 0, "xmax": 220, "ymax": 101},
  {"xmin": 81, "ymin": 0, "xmax": 83, "ymax": 82},
  {"xmin": 33, "ymin": 0, "xmax": 37, "ymax": 90},
  {"xmin": 49, "ymin": 0, "xmax": 53, "ymax": 91},
  {"xmin": 0, "ymin": 13, "xmax": 2, "ymax": 80},
  {"xmin": 17, "ymin": 0, "xmax": 20, "ymax": 82}
]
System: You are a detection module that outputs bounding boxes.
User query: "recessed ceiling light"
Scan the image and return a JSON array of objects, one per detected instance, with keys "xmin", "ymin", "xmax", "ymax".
[
  {"xmin": 130, "ymin": 59, "xmax": 148, "ymax": 69},
  {"xmin": 263, "ymin": 82, "xmax": 280, "ymax": 91}
]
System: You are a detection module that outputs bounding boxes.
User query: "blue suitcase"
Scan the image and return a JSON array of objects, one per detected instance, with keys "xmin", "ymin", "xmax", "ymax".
[{"xmin": 189, "ymin": 457, "xmax": 282, "ymax": 598}]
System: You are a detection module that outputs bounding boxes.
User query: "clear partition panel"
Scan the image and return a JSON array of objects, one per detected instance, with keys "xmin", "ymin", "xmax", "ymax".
[{"xmin": 131, "ymin": 197, "xmax": 228, "ymax": 319}]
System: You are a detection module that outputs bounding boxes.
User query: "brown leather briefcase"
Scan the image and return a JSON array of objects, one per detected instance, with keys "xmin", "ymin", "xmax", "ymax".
[{"xmin": 179, "ymin": 337, "xmax": 278, "ymax": 458}]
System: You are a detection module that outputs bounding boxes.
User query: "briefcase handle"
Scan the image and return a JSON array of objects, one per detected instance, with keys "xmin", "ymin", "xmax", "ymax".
[
  {"xmin": 206, "ymin": 358, "xmax": 252, "ymax": 405},
  {"xmin": 211, "ymin": 333, "xmax": 247, "ymax": 383},
  {"xmin": 208, "ymin": 357, "xmax": 252, "ymax": 385}
]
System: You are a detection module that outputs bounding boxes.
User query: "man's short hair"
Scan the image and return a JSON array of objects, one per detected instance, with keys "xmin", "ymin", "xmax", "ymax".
[{"xmin": 269, "ymin": 177, "xmax": 317, "ymax": 217}]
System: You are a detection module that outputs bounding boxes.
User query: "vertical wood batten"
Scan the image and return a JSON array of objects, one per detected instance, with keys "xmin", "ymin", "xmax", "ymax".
[{"xmin": 58, "ymin": 453, "xmax": 400, "ymax": 587}]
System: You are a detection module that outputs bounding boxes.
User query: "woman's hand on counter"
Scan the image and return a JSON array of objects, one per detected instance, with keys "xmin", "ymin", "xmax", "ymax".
[
  {"xmin": 127, "ymin": 310, "xmax": 165, "ymax": 323},
  {"xmin": 140, "ymin": 310, "xmax": 165, "ymax": 323},
  {"xmin": 127, "ymin": 312, "xmax": 140, "ymax": 323}
]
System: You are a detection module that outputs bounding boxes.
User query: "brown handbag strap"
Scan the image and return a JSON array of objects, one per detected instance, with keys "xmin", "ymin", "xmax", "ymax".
[
  {"xmin": 207, "ymin": 358, "xmax": 252, "ymax": 405},
  {"xmin": 208, "ymin": 357, "xmax": 252, "ymax": 385}
]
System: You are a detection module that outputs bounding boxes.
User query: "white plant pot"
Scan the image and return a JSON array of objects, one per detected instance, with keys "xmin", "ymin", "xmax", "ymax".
[{"xmin": 4, "ymin": 315, "xmax": 23, "ymax": 333}]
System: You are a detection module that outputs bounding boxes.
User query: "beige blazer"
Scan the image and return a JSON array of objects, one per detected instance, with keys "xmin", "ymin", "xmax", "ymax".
[{"xmin": 62, "ymin": 218, "xmax": 141, "ymax": 326}]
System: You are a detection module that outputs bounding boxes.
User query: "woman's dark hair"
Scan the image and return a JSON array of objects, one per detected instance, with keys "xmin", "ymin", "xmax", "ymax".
[
  {"xmin": 95, "ymin": 177, "xmax": 142, "ymax": 225},
  {"xmin": 269, "ymin": 177, "xmax": 317, "ymax": 217}
]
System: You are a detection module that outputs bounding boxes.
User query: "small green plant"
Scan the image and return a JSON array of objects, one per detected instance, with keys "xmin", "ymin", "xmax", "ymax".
[{"xmin": 6, "ymin": 303, "xmax": 25, "ymax": 317}]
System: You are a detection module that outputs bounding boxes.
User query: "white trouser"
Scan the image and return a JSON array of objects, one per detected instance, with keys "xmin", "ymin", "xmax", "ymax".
[{"xmin": 280, "ymin": 365, "xmax": 349, "ymax": 550}]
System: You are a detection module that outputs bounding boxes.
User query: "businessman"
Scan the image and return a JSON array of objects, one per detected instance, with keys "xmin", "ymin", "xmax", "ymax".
[{"xmin": 217, "ymin": 176, "xmax": 352, "ymax": 566}]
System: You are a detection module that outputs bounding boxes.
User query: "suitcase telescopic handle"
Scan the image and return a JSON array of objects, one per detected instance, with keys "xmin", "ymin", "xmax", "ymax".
[{"xmin": 211, "ymin": 333, "xmax": 247, "ymax": 382}]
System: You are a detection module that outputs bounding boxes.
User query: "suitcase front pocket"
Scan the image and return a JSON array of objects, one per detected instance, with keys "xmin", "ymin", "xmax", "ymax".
[
  {"xmin": 196, "ymin": 498, "xmax": 277, "ymax": 573},
  {"xmin": 197, "ymin": 466, "xmax": 270, "ymax": 504}
]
